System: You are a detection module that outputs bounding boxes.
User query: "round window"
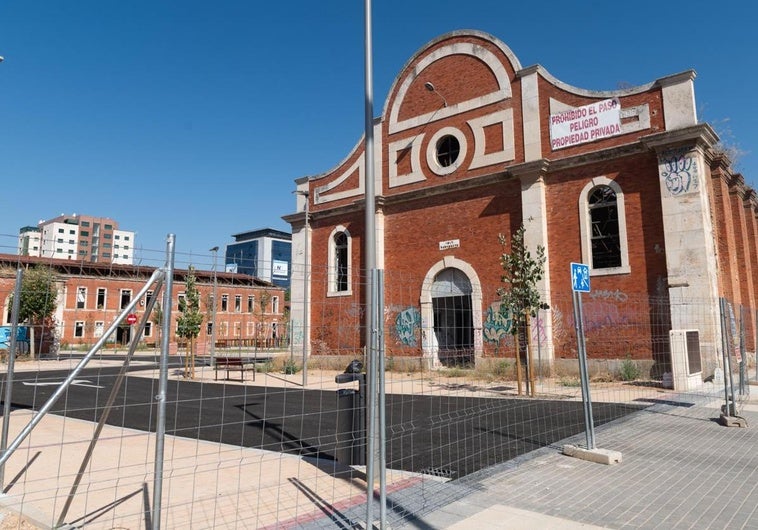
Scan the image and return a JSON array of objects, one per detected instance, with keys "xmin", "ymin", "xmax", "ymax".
[{"xmin": 436, "ymin": 135, "xmax": 460, "ymax": 168}]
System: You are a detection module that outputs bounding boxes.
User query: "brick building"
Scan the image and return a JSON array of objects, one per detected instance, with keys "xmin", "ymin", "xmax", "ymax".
[
  {"xmin": 0, "ymin": 255, "xmax": 286, "ymax": 353},
  {"xmin": 286, "ymin": 30, "xmax": 756, "ymax": 381}
]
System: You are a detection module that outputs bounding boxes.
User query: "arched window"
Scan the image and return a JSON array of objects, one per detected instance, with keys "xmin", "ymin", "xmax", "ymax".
[
  {"xmin": 334, "ymin": 232, "xmax": 348, "ymax": 292},
  {"xmin": 579, "ymin": 177, "xmax": 630, "ymax": 275},
  {"xmin": 328, "ymin": 226, "xmax": 352, "ymax": 296},
  {"xmin": 589, "ymin": 185, "xmax": 621, "ymax": 269}
]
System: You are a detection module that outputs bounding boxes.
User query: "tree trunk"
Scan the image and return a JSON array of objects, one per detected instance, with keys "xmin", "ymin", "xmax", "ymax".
[
  {"xmin": 526, "ymin": 313, "xmax": 535, "ymax": 397},
  {"xmin": 515, "ymin": 324, "xmax": 522, "ymax": 396},
  {"xmin": 184, "ymin": 340, "xmax": 191, "ymax": 379},
  {"xmin": 189, "ymin": 337, "xmax": 196, "ymax": 379}
]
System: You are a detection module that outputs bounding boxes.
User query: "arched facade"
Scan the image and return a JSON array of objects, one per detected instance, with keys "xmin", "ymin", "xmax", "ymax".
[{"xmin": 285, "ymin": 30, "xmax": 757, "ymax": 380}]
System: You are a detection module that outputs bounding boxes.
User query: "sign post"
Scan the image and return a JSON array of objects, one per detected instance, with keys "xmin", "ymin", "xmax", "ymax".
[{"xmin": 570, "ymin": 263, "xmax": 595, "ymax": 450}]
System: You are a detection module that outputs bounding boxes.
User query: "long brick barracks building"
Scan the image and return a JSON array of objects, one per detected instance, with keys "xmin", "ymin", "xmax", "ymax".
[
  {"xmin": 0, "ymin": 255, "xmax": 285, "ymax": 352},
  {"xmin": 285, "ymin": 30, "xmax": 756, "ymax": 384}
]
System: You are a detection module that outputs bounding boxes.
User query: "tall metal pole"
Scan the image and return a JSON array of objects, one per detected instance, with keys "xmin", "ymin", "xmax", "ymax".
[
  {"xmin": 294, "ymin": 190, "xmax": 310, "ymax": 387},
  {"xmin": 719, "ymin": 298, "xmax": 731, "ymax": 413},
  {"xmin": 153, "ymin": 234, "xmax": 176, "ymax": 530},
  {"xmin": 209, "ymin": 246, "xmax": 219, "ymax": 367},
  {"xmin": 363, "ymin": 0, "xmax": 385, "ymax": 527},
  {"xmin": 0, "ymin": 269, "xmax": 23, "ymax": 487},
  {"xmin": 572, "ymin": 290, "xmax": 595, "ymax": 450}
]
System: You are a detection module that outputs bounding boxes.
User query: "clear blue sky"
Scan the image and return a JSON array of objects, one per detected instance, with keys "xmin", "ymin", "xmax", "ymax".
[{"xmin": 1, "ymin": 1, "xmax": 754, "ymax": 266}]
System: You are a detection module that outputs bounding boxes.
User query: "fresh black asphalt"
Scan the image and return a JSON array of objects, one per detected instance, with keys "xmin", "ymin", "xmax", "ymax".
[{"xmin": 1, "ymin": 364, "xmax": 645, "ymax": 480}]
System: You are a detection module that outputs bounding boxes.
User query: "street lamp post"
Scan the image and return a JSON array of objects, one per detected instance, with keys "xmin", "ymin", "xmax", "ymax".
[
  {"xmin": 294, "ymin": 190, "xmax": 310, "ymax": 386},
  {"xmin": 209, "ymin": 246, "xmax": 219, "ymax": 368}
]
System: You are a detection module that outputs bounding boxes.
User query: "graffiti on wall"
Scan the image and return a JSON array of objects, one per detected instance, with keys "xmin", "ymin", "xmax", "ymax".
[
  {"xmin": 660, "ymin": 148, "xmax": 699, "ymax": 197},
  {"xmin": 289, "ymin": 320, "xmax": 304, "ymax": 343},
  {"xmin": 589, "ymin": 289, "xmax": 628, "ymax": 302},
  {"xmin": 551, "ymin": 298, "xmax": 631, "ymax": 339},
  {"xmin": 581, "ymin": 300, "xmax": 631, "ymax": 332},
  {"xmin": 483, "ymin": 302, "xmax": 513, "ymax": 343},
  {"xmin": 483, "ymin": 301, "xmax": 551, "ymax": 345},
  {"xmin": 531, "ymin": 313, "xmax": 547, "ymax": 345},
  {"xmin": 394, "ymin": 306, "xmax": 421, "ymax": 347}
]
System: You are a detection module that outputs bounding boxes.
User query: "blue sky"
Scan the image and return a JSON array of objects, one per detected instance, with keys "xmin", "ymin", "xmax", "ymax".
[{"xmin": 1, "ymin": 1, "xmax": 754, "ymax": 267}]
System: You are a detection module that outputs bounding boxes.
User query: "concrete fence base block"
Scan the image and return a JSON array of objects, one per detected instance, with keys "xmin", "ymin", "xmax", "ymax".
[
  {"xmin": 718, "ymin": 414, "xmax": 748, "ymax": 428},
  {"xmin": 562, "ymin": 444, "xmax": 622, "ymax": 465}
]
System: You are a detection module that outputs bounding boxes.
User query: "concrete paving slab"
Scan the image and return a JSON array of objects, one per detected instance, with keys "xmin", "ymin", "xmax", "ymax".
[{"xmin": 446, "ymin": 504, "xmax": 610, "ymax": 529}]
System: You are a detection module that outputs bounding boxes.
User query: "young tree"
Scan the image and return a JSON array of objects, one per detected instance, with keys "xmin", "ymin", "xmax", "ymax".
[
  {"xmin": 177, "ymin": 266, "xmax": 204, "ymax": 379},
  {"xmin": 151, "ymin": 301, "xmax": 163, "ymax": 347},
  {"xmin": 257, "ymin": 291, "xmax": 271, "ymax": 345},
  {"xmin": 498, "ymin": 224, "xmax": 549, "ymax": 396},
  {"xmin": 9, "ymin": 266, "xmax": 59, "ymax": 358}
]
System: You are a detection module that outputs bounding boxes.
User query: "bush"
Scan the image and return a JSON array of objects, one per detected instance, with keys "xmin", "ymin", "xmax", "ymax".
[
  {"xmin": 618, "ymin": 356, "xmax": 641, "ymax": 381},
  {"xmin": 559, "ymin": 376, "xmax": 581, "ymax": 387},
  {"xmin": 255, "ymin": 360, "xmax": 274, "ymax": 373},
  {"xmin": 283, "ymin": 359, "xmax": 300, "ymax": 375},
  {"xmin": 442, "ymin": 366, "xmax": 469, "ymax": 378},
  {"xmin": 492, "ymin": 360, "xmax": 512, "ymax": 378}
]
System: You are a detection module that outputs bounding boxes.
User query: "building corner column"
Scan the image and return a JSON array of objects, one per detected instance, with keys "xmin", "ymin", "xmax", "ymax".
[
  {"xmin": 644, "ymin": 126, "xmax": 722, "ymax": 378},
  {"xmin": 511, "ymin": 160, "xmax": 554, "ymax": 369}
]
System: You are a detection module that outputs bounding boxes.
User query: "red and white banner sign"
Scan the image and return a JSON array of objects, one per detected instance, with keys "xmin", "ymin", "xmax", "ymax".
[{"xmin": 550, "ymin": 98, "xmax": 622, "ymax": 150}]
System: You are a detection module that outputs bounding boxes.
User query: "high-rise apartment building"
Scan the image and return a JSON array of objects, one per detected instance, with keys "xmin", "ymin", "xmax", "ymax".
[{"xmin": 18, "ymin": 214, "xmax": 135, "ymax": 264}]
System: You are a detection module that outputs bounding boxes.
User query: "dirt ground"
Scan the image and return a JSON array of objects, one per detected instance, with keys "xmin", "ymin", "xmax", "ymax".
[{"xmin": 0, "ymin": 512, "xmax": 41, "ymax": 530}]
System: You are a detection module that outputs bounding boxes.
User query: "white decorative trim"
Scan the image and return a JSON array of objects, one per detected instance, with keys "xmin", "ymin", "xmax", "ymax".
[
  {"xmin": 389, "ymin": 134, "xmax": 426, "ymax": 188},
  {"xmin": 314, "ymin": 155, "xmax": 364, "ymax": 204},
  {"xmin": 426, "ymin": 127, "xmax": 468, "ymax": 176},
  {"xmin": 327, "ymin": 226, "xmax": 353, "ymax": 297},
  {"xmin": 468, "ymin": 109, "xmax": 515, "ymax": 169},
  {"xmin": 530, "ymin": 63, "xmax": 663, "ymax": 98},
  {"xmin": 579, "ymin": 177, "xmax": 631, "ymax": 276},
  {"xmin": 388, "ymin": 42, "xmax": 512, "ymax": 134},
  {"xmin": 521, "ymin": 71, "xmax": 542, "ymax": 162},
  {"xmin": 620, "ymin": 104, "xmax": 651, "ymax": 133}
]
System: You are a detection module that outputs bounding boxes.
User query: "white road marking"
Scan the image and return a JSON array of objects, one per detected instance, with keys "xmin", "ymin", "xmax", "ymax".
[{"xmin": 22, "ymin": 379, "xmax": 105, "ymax": 389}]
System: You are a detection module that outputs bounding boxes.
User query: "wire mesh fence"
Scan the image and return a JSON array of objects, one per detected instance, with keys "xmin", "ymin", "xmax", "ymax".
[{"xmin": 0, "ymin": 234, "xmax": 754, "ymax": 528}]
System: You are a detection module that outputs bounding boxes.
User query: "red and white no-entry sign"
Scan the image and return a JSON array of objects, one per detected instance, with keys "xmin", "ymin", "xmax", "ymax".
[{"xmin": 126, "ymin": 314, "xmax": 138, "ymax": 325}]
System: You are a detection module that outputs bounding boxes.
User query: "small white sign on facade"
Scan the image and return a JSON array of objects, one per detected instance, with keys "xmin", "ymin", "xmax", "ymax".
[
  {"xmin": 439, "ymin": 239, "xmax": 460, "ymax": 251},
  {"xmin": 550, "ymin": 98, "xmax": 622, "ymax": 150},
  {"xmin": 272, "ymin": 260, "xmax": 289, "ymax": 277}
]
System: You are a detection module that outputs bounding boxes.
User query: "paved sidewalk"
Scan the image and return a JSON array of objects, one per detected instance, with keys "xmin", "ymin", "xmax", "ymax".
[
  {"xmin": 1, "ymin": 357, "xmax": 755, "ymax": 529},
  {"xmin": 391, "ymin": 389, "xmax": 758, "ymax": 529}
]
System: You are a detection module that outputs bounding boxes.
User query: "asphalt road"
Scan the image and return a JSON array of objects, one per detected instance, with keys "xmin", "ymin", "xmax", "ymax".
[{"xmin": 1, "ymin": 366, "xmax": 645, "ymax": 480}]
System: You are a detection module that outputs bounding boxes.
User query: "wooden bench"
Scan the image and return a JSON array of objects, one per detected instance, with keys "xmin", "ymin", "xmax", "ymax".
[{"xmin": 214, "ymin": 356, "xmax": 255, "ymax": 382}]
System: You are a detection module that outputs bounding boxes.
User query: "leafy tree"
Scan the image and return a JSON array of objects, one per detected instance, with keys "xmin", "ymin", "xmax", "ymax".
[
  {"xmin": 13, "ymin": 266, "xmax": 59, "ymax": 358},
  {"xmin": 257, "ymin": 291, "xmax": 271, "ymax": 343},
  {"xmin": 177, "ymin": 266, "xmax": 204, "ymax": 379},
  {"xmin": 498, "ymin": 224, "xmax": 549, "ymax": 396},
  {"xmin": 151, "ymin": 301, "xmax": 163, "ymax": 346}
]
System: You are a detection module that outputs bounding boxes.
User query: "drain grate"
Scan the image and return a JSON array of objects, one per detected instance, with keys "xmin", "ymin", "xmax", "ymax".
[{"xmin": 419, "ymin": 467, "xmax": 456, "ymax": 479}]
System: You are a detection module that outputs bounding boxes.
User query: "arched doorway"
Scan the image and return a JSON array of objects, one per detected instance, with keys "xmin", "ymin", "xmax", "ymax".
[{"xmin": 431, "ymin": 268, "xmax": 474, "ymax": 366}]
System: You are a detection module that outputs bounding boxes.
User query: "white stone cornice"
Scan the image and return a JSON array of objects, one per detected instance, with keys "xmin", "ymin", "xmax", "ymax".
[{"xmin": 640, "ymin": 123, "xmax": 719, "ymax": 152}]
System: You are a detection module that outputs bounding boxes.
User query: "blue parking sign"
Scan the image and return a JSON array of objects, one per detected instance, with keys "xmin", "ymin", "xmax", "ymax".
[{"xmin": 571, "ymin": 263, "xmax": 591, "ymax": 293}]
